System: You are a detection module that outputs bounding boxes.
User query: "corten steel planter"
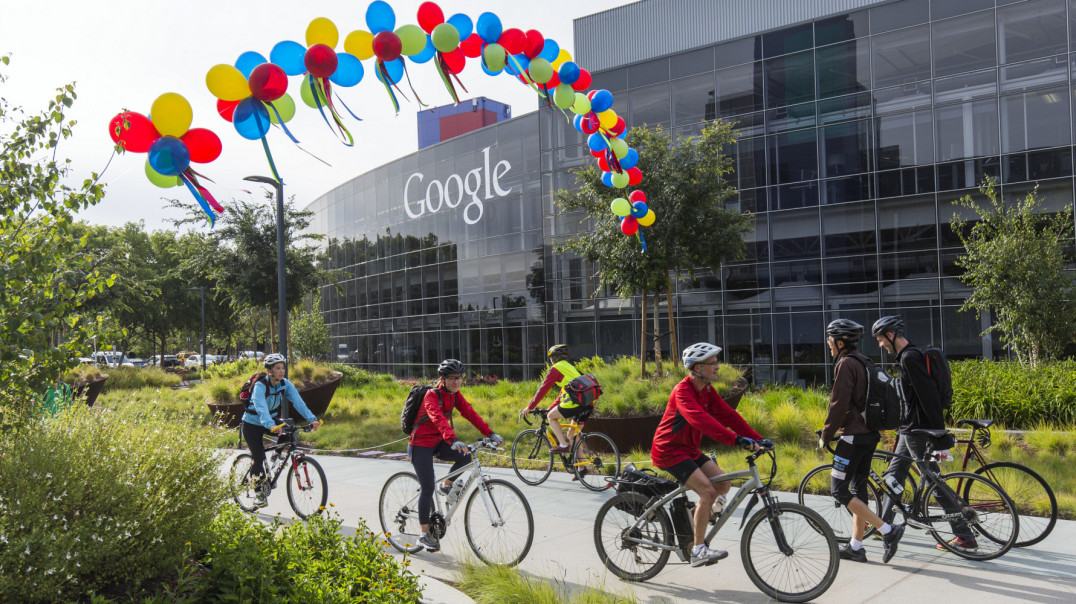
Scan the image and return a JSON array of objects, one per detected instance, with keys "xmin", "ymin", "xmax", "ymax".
[
  {"xmin": 207, "ymin": 402, "xmax": 246, "ymax": 429},
  {"xmin": 74, "ymin": 374, "xmax": 109, "ymax": 408},
  {"xmin": 208, "ymin": 371, "xmax": 344, "ymax": 428}
]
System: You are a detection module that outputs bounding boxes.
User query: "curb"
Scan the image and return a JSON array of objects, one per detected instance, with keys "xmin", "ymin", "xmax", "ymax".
[{"xmin": 417, "ymin": 574, "xmax": 476, "ymax": 604}]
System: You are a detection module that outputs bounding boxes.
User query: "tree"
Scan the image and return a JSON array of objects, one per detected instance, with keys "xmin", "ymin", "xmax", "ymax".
[
  {"xmin": 952, "ymin": 180, "xmax": 1076, "ymax": 366},
  {"xmin": 555, "ymin": 121, "xmax": 751, "ymax": 377},
  {"xmin": 290, "ymin": 291, "xmax": 331, "ymax": 360},
  {"xmin": 0, "ymin": 57, "xmax": 112, "ymax": 423}
]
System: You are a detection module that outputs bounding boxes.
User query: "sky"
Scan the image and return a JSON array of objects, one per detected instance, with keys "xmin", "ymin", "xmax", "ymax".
[{"xmin": 1, "ymin": 0, "xmax": 635, "ymax": 231}]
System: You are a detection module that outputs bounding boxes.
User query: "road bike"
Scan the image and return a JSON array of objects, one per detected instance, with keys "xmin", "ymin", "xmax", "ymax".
[
  {"xmin": 230, "ymin": 418, "xmax": 328, "ymax": 518},
  {"xmin": 594, "ymin": 440, "xmax": 839, "ymax": 603},
  {"xmin": 798, "ymin": 428, "xmax": 1019, "ymax": 560},
  {"xmin": 379, "ymin": 438, "xmax": 534, "ymax": 567},
  {"xmin": 511, "ymin": 408, "xmax": 621, "ymax": 491}
]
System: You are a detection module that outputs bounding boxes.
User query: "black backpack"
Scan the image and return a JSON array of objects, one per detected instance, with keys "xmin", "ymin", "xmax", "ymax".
[
  {"xmin": 239, "ymin": 372, "xmax": 270, "ymax": 414},
  {"xmin": 848, "ymin": 353, "xmax": 902, "ymax": 431},
  {"xmin": 564, "ymin": 374, "xmax": 602, "ymax": 407},
  {"xmin": 400, "ymin": 385, "xmax": 444, "ymax": 435},
  {"xmin": 921, "ymin": 346, "xmax": 954, "ymax": 411}
]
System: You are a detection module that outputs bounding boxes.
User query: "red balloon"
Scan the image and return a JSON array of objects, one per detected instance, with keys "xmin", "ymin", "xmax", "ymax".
[
  {"xmin": 248, "ymin": 63, "xmax": 288, "ymax": 102},
  {"xmin": 629, "ymin": 190, "xmax": 647, "ymax": 203},
  {"xmin": 499, "ymin": 28, "xmax": 525, "ymax": 55},
  {"xmin": 417, "ymin": 1, "xmax": 445, "ymax": 34},
  {"xmin": 589, "ymin": 148, "xmax": 604, "ymax": 158},
  {"xmin": 621, "ymin": 216, "xmax": 639, "ymax": 236},
  {"xmin": 441, "ymin": 48, "xmax": 466, "ymax": 74},
  {"xmin": 581, "ymin": 117, "xmax": 599, "ymax": 135},
  {"xmin": 598, "ymin": 156, "xmax": 610, "ymax": 171},
  {"xmin": 108, "ymin": 111, "xmax": 159, "ymax": 153},
  {"xmin": 460, "ymin": 33, "xmax": 483, "ymax": 58},
  {"xmin": 571, "ymin": 68, "xmax": 592, "ymax": 91},
  {"xmin": 372, "ymin": 31, "xmax": 403, "ymax": 62},
  {"xmin": 216, "ymin": 99, "xmax": 239, "ymax": 122},
  {"xmin": 628, "ymin": 167, "xmax": 643, "ymax": 186},
  {"xmin": 524, "ymin": 29, "xmax": 545, "ymax": 59},
  {"xmin": 305, "ymin": 44, "xmax": 338, "ymax": 78},
  {"xmin": 546, "ymin": 72, "xmax": 560, "ymax": 88},
  {"xmin": 182, "ymin": 128, "xmax": 223, "ymax": 163},
  {"xmin": 587, "ymin": 90, "xmax": 598, "ymax": 100},
  {"xmin": 610, "ymin": 116, "xmax": 627, "ymax": 136}
]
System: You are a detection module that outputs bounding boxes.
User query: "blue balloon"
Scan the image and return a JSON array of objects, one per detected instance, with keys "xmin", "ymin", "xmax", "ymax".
[
  {"xmin": 330, "ymin": 53, "xmax": 364, "ymax": 87},
  {"xmin": 376, "ymin": 58, "xmax": 404, "ymax": 85},
  {"xmin": 601, "ymin": 171, "xmax": 614, "ymax": 187},
  {"xmin": 572, "ymin": 114, "xmax": 584, "ymax": 132},
  {"xmin": 587, "ymin": 132, "xmax": 607, "ymax": 152},
  {"xmin": 630, "ymin": 201, "xmax": 649, "ymax": 219},
  {"xmin": 591, "ymin": 89, "xmax": 614, "ymax": 114},
  {"xmin": 558, "ymin": 61, "xmax": 580, "ymax": 85},
  {"xmin": 476, "ymin": 12, "xmax": 503, "ymax": 44},
  {"xmin": 235, "ymin": 51, "xmax": 267, "ymax": 78},
  {"xmin": 447, "ymin": 13, "xmax": 473, "ymax": 40},
  {"xmin": 538, "ymin": 39, "xmax": 560, "ymax": 63},
  {"xmin": 148, "ymin": 136, "xmax": 190, "ymax": 176},
  {"xmin": 410, "ymin": 37, "xmax": 435, "ymax": 64},
  {"xmin": 233, "ymin": 97, "xmax": 271, "ymax": 140},
  {"xmin": 270, "ymin": 41, "xmax": 307, "ymax": 76},
  {"xmin": 366, "ymin": 0, "xmax": 396, "ymax": 34},
  {"xmin": 620, "ymin": 148, "xmax": 639, "ymax": 170},
  {"xmin": 504, "ymin": 54, "xmax": 529, "ymax": 76}
]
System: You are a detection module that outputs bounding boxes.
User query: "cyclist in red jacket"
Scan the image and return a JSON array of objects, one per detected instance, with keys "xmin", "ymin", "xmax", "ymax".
[
  {"xmin": 517, "ymin": 344, "xmax": 589, "ymax": 452},
  {"xmin": 651, "ymin": 342, "xmax": 768, "ymax": 568}
]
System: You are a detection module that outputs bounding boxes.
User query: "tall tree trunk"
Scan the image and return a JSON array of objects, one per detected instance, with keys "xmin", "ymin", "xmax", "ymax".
[
  {"xmin": 639, "ymin": 290, "xmax": 648, "ymax": 379},
  {"xmin": 269, "ymin": 310, "xmax": 276, "ymax": 352},
  {"xmin": 665, "ymin": 279, "xmax": 679, "ymax": 367},
  {"xmin": 653, "ymin": 290, "xmax": 663, "ymax": 379}
]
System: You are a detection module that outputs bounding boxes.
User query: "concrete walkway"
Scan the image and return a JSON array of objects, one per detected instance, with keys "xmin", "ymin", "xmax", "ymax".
[{"xmin": 252, "ymin": 452, "xmax": 1076, "ymax": 603}]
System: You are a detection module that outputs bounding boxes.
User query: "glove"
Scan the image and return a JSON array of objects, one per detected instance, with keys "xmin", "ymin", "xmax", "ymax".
[
  {"xmin": 451, "ymin": 440, "xmax": 469, "ymax": 453},
  {"xmin": 758, "ymin": 438, "xmax": 774, "ymax": 449},
  {"xmin": 518, "ymin": 408, "xmax": 528, "ymax": 421},
  {"xmin": 735, "ymin": 436, "xmax": 756, "ymax": 450},
  {"xmin": 489, "ymin": 433, "xmax": 504, "ymax": 446},
  {"xmin": 817, "ymin": 437, "xmax": 826, "ymax": 450}
]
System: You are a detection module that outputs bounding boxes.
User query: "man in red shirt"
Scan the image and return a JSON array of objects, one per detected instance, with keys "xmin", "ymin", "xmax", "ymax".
[{"xmin": 651, "ymin": 342, "xmax": 767, "ymax": 567}]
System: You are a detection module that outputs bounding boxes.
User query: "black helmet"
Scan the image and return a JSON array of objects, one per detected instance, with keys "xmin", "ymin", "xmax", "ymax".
[
  {"xmin": 437, "ymin": 359, "xmax": 464, "ymax": 376},
  {"xmin": 871, "ymin": 316, "xmax": 905, "ymax": 337},
  {"xmin": 826, "ymin": 319, "xmax": 863, "ymax": 343},
  {"xmin": 547, "ymin": 344, "xmax": 569, "ymax": 359}
]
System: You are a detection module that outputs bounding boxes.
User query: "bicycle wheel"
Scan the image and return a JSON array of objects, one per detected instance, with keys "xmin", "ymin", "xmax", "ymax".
[
  {"xmin": 571, "ymin": 432, "xmax": 621, "ymax": 492},
  {"xmin": 592, "ymin": 491, "xmax": 673, "ymax": 582},
  {"xmin": 920, "ymin": 471, "xmax": 1018, "ymax": 561},
  {"xmin": 464, "ymin": 478, "xmax": 534, "ymax": 567},
  {"xmin": 286, "ymin": 456, "xmax": 327, "ymax": 518},
  {"xmin": 796, "ymin": 463, "xmax": 881, "ymax": 543},
  {"xmin": 741, "ymin": 502, "xmax": 839, "ymax": 603},
  {"xmin": 379, "ymin": 471, "xmax": 424, "ymax": 554},
  {"xmin": 511, "ymin": 429, "xmax": 553, "ymax": 486},
  {"xmin": 230, "ymin": 454, "xmax": 261, "ymax": 513},
  {"xmin": 870, "ymin": 451, "xmax": 917, "ymax": 527},
  {"xmin": 974, "ymin": 461, "xmax": 1057, "ymax": 547}
]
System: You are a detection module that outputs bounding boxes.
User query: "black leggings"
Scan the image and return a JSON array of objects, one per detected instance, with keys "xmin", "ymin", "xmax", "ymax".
[
  {"xmin": 409, "ymin": 441, "xmax": 471, "ymax": 525},
  {"xmin": 242, "ymin": 421, "xmax": 287, "ymax": 481}
]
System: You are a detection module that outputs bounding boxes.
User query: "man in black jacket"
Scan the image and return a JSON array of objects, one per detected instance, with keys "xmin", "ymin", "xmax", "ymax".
[{"xmin": 873, "ymin": 315, "xmax": 976, "ymax": 557}]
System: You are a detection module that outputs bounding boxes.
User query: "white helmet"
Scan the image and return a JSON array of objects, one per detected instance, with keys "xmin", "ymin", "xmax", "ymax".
[
  {"xmin": 682, "ymin": 343, "xmax": 722, "ymax": 370},
  {"xmin": 263, "ymin": 353, "xmax": 286, "ymax": 368}
]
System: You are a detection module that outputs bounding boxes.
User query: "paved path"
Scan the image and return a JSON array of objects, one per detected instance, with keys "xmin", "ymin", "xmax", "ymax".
[{"xmin": 250, "ymin": 452, "xmax": 1076, "ymax": 603}]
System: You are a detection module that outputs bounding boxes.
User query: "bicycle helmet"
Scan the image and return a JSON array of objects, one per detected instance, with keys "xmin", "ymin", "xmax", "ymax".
[
  {"xmin": 871, "ymin": 315, "xmax": 905, "ymax": 337},
  {"xmin": 682, "ymin": 342, "xmax": 722, "ymax": 370},
  {"xmin": 437, "ymin": 358, "xmax": 465, "ymax": 376},
  {"xmin": 826, "ymin": 319, "xmax": 864, "ymax": 343},
  {"xmin": 547, "ymin": 344, "xmax": 569, "ymax": 360},
  {"xmin": 263, "ymin": 353, "xmax": 286, "ymax": 368}
]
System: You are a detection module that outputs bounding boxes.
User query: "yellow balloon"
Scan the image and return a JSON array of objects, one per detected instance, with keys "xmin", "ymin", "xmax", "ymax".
[
  {"xmin": 638, "ymin": 209, "xmax": 656, "ymax": 227},
  {"xmin": 150, "ymin": 92, "xmax": 192, "ymax": 137},
  {"xmin": 344, "ymin": 30, "xmax": 375, "ymax": 60},
  {"xmin": 552, "ymin": 49, "xmax": 572, "ymax": 69},
  {"xmin": 206, "ymin": 64, "xmax": 249, "ymax": 101},
  {"xmin": 598, "ymin": 109, "xmax": 618, "ymax": 130},
  {"xmin": 306, "ymin": 17, "xmax": 339, "ymax": 47}
]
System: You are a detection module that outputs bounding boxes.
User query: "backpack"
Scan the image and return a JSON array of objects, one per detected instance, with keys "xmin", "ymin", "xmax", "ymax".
[
  {"xmin": 921, "ymin": 346, "xmax": 954, "ymax": 411},
  {"xmin": 564, "ymin": 374, "xmax": 602, "ymax": 407},
  {"xmin": 400, "ymin": 385, "xmax": 444, "ymax": 435},
  {"xmin": 848, "ymin": 353, "xmax": 902, "ymax": 431},
  {"xmin": 239, "ymin": 372, "xmax": 270, "ymax": 414}
]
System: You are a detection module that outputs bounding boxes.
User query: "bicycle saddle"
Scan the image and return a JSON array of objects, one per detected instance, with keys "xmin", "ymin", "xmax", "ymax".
[
  {"xmin": 956, "ymin": 419, "xmax": 994, "ymax": 430},
  {"xmin": 909, "ymin": 428, "xmax": 951, "ymax": 439}
]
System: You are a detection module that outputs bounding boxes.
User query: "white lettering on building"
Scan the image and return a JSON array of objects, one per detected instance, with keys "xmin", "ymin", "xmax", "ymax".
[{"xmin": 402, "ymin": 146, "xmax": 513, "ymax": 225}]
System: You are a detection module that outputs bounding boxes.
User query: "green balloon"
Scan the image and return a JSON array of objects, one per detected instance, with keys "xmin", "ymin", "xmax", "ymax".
[
  {"xmin": 610, "ymin": 197, "xmax": 631, "ymax": 217},
  {"xmin": 483, "ymin": 43, "xmax": 506, "ymax": 71},
  {"xmin": 396, "ymin": 24, "xmax": 427, "ymax": 56},
  {"xmin": 300, "ymin": 75, "xmax": 318, "ymax": 108},
  {"xmin": 553, "ymin": 84, "xmax": 574, "ymax": 109},
  {"xmin": 145, "ymin": 159, "xmax": 179, "ymax": 188},
  {"xmin": 268, "ymin": 93, "xmax": 295, "ymax": 124},
  {"xmin": 431, "ymin": 23, "xmax": 460, "ymax": 54},
  {"xmin": 611, "ymin": 171, "xmax": 630, "ymax": 189},
  {"xmin": 610, "ymin": 137, "xmax": 629, "ymax": 160},
  {"xmin": 528, "ymin": 58, "xmax": 553, "ymax": 84},
  {"xmin": 571, "ymin": 93, "xmax": 591, "ymax": 115}
]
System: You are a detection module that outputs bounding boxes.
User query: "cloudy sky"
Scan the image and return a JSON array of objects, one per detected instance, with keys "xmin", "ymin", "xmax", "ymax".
[{"xmin": 1, "ymin": 0, "xmax": 634, "ymax": 231}]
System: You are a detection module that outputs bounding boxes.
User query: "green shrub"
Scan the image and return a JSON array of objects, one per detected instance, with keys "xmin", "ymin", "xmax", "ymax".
[
  {"xmin": 331, "ymin": 363, "xmax": 388, "ymax": 387},
  {"xmin": 456, "ymin": 560, "xmax": 635, "ymax": 604},
  {"xmin": 0, "ymin": 406, "xmax": 229, "ymax": 601},
  {"xmin": 951, "ymin": 360, "xmax": 1076, "ymax": 428},
  {"xmin": 209, "ymin": 382, "xmax": 234, "ymax": 404},
  {"xmin": 574, "ymin": 355, "xmax": 607, "ymax": 375},
  {"xmin": 77, "ymin": 366, "xmax": 181, "ymax": 392},
  {"xmin": 206, "ymin": 358, "xmax": 262, "ymax": 380}
]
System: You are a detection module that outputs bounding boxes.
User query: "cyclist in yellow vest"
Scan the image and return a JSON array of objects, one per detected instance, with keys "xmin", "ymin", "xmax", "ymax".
[{"xmin": 518, "ymin": 344, "xmax": 588, "ymax": 453}]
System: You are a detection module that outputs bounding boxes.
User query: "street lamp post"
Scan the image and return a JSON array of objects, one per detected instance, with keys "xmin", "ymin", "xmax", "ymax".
[
  {"xmin": 189, "ymin": 287, "xmax": 206, "ymax": 375},
  {"xmin": 244, "ymin": 175, "xmax": 288, "ymax": 378}
]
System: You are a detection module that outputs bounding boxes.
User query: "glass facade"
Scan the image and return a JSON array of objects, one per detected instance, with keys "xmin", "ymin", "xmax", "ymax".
[{"xmin": 311, "ymin": 0, "xmax": 1076, "ymax": 383}]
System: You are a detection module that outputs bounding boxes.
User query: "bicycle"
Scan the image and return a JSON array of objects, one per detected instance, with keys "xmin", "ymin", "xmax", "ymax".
[
  {"xmin": 379, "ymin": 438, "xmax": 535, "ymax": 567},
  {"xmin": 230, "ymin": 418, "xmax": 328, "ymax": 519},
  {"xmin": 511, "ymin": 408, "xmax": 621, "ymax": 491},
  {"xmin": 594, "ymin": 440, "xmax": 839, "ymax": 603},
  {"xmin": 797, "ymin": 428, "xmax": 1020, "ymax": 560}
]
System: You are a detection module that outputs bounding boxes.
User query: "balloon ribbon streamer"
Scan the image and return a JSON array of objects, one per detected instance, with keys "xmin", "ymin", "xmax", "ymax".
[
  {"xmin": 179, "ymin": 172, "xmax": 218, "ymax": 227},
  {"xmin": 308, "ymin": 77, "xmax": 354, "ymax": 146}
]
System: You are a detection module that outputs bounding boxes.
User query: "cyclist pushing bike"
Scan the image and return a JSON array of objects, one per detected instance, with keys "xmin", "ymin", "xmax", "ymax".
[
  {"xmin": 241, "ymin": 353, "xmax": 321, "ymax": 508},
  {"xmin": 410, "ymin": 359, "xmax": 503, "ymax": 553},
  {"xmin": 517, "ymin": 344, "xmax": 590, "ymax": 454},
  {"xmin": 651, "ymin": 342, "xmax": 768, "ymax": 568}
]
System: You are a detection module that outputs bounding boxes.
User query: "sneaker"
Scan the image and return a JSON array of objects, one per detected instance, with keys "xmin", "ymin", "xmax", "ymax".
[
  {"xmin": 881, "ymin": 524, "xmax": 905, "ymax": 563},
  {"xmin": 690, "ymin": 544, "xmax": 728, "ymax": 567},
  {"xmin": 419, "ymin": 533, "xmax": 440, "ymax": 552},
  {"xmin": 254, "ymin": 493, "xmax": 269, "ymax": 508},
  {"xmin": 571, "ymin": 468, "xmax": 590, "ymax": 482},
  {"xmin": 937, "ymin": 537, "xmax": 978, "ymax": 553},
  {"xmin": 550, "ymin": 444, "xmax": 570, "ymax": 453},
  {"xmin": 839, "ymin": 544, "xmax": 868, "ymax": 563}
]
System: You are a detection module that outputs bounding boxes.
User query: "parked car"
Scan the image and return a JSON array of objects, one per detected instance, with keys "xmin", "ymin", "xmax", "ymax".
[
  {"xmin": 150, "ymin": 355, "xmax": 180, "ymax": 368},
  {"xmin": 121, "ymin": 357, "xmax": 147, "ymax": 368},
  {"xmin": 239, "ymin": 350, "xmax": 265, "ymax": 361},
  {"xmin": 184, "ymin": 354, "xmax": 219, "ymax": 367}
]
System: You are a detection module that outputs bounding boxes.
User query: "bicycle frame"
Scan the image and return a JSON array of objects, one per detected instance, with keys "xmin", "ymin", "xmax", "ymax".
[
  {"xmin": 869, "ymin": 448, "xmax": 962, "ymax": 527},
  {"xmin": 425, "ymin": 445, "xmax": 511, "ymax": 529}
]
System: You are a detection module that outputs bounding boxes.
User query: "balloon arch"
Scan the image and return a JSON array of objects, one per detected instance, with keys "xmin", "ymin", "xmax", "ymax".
[{"xmin": 107, "ymin": 1, "xmax": 655, "ymax": 246}]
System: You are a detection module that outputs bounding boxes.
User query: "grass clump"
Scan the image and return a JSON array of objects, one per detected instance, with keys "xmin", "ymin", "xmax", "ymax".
[{"xmin": 456, "ymin": 560, "xmax": 635, "ymax": 604}]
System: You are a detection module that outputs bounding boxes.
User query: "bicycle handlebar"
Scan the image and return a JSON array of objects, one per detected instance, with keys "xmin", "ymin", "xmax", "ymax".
[
  {"xmin": 521, "ymin": 408, "xmax": 547, "ymax": 427},
  {"xmin": 814, "ymin": 430, "xmax": 839, "ymax": 454}
]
